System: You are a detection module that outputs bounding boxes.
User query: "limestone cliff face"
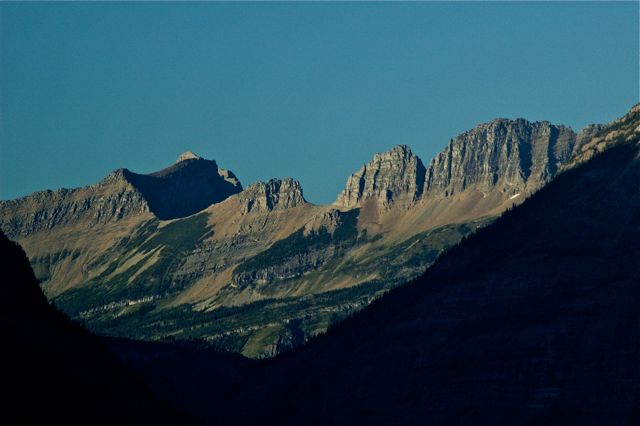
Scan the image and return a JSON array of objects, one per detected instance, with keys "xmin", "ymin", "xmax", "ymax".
[
  {"xmin": 237, "ymin": 178, "xmax": 307, "ymax": 213},
  {"xmin": 425, "ymin": 119, "xmax": 577, "ymax": 198},
  {"xmin": 0, "ymin": 152, "xmax": 243, "ymax": 238},
  {"xmin": 232, "ymin": 247, "xmax": 336, "ymax": 287},
  {"xmin": 231, "ymin": 208, "xmax": 359, "ymax": 288},
  {"xmin": 0, "ymin": 171, "xmax": 150, "ymax": 238},
  {"xmin": 335, "ymin": 145, "xmax": 426, "ymax": 209},
  {"xmin": 335, "ymin": 120, "xmax": 576, "ymax": 211}
]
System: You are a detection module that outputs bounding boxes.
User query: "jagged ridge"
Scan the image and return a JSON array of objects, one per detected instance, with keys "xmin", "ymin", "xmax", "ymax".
[
  {"xmin": 335, "ymin": 119, "xmax": 578, "ymax": 210},
  {"xmin": 425, "ymin": 119, "xmax": 577, "ymax": 197},
  {"xmin": 0, "ymin": 152, "xmax": 243, "ymax": 238}
]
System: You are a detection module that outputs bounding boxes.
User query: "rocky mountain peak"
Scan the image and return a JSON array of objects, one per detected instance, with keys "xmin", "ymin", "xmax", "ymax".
[
  {"xmin": 0, "ymin": 155, "xmax": 244, "ymax": 237},
  {"xmin": 335, "ymin": 145, "xmax": 426, "ymax": 209},
  {"xmin": 0, "ymin": 174, "xmax": 150, "ymax": 238},
  {"xmin": 238, "ymin": 178, "xmax": 307, "ymax": 213},
  {"xmin": 176, "ymin": 151, "xmax": 201, "ymax": 163},
  {"xmin": 124, "ymin": 156, "xmax": 242, "ymax": 219},
  {"xmin": 425, "ymin": 118, "xmax": 577, "ymax": 198}
]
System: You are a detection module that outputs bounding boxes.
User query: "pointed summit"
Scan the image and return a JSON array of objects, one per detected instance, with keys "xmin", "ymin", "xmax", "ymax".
[
  {"xmin": 126, "ymin": 154, "xmax": 242, "ymax": 219},
  {"xmin": 335, "ymin": 145, "xmax": 426, "ymax": 209},
  {"xmin": 176, "ymin": 151, "xmax": 201, "ymax": 163}
]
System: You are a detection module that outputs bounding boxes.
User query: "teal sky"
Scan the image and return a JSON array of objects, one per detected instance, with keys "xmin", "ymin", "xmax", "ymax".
[{"xmin": 1, "ymin": 2, "xmax": 638, "ymax": 204}]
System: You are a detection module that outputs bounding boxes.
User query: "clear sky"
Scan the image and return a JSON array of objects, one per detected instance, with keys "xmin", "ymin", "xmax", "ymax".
[{"xmin": 1, "ymin": 2, "xmax": 637, "ymax": 204}]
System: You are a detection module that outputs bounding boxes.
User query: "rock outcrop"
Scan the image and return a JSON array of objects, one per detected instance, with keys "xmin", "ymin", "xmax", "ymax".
[
  {"xmin": 563, "ymin": 104, "xmax": 640, "ymax": 170},
  {"xmin": 175, "ymin": 150, "xmax": 201, "ymax": 163},
  {"xmin": 575, "ymin": 124, "xmax": 607, "ymax": 151},
  {"xmin": 336, "ymin": 120, "xmax": 577, "ymax": 210},
  {"xmin": 232, "ymin": 246, "xmax": 336, "ymax": 287},
  {"xmin": 237, "ymin": 178, "xmax": 307, "ymax": 213},
  {"xmin": 0, "ymin": 153, "xmax": 243, "ymax": 238},
  {"xmin": 425, "ymin": 119, "xmax": 577, "ymax": 198},
  {"xmin": 231, "ymin": 208, "xmax": 360, "ymax": 288},
  {"xmin": 303, "ymin": 208, "xmax": 346, "ymax": 235},
  {"xmin": 0, "ymin": 172, "xmax": 150, "ymax": 238},
  {"xmin": 335, "ymin": 145, "xmax": 426, "ymax": 209}
]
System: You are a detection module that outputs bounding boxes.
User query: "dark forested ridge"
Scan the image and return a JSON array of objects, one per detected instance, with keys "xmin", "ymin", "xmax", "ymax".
[
  {"xmin": 0, "ymin": 231, "xmax": 191, "ymax": 424},
  {"xmin": 106, "ymin": 119, "xmax": 640, "ymax": 425}
]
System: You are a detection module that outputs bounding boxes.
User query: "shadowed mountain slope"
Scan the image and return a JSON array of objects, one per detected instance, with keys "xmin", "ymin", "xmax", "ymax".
[
  {"xmin": 108, "ymin": 106, "xmax": 640, "ymax": 425},
  {"xmin": 0, "ymin": 230, "xmax": 191, "ymax": 424},
  {"xmin": 124, "ymin": 153, "xmax": 242, "ymax": 220}
]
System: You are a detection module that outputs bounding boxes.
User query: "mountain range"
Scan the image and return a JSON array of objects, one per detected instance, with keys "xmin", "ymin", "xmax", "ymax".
[
  {"xmin": 3, "ymin": 104, "xmax": 639, "ymax": 424},
  {"xmin": 0, "ymin": 112, "xmax": 622, "ymax": 357},
  {"xmin": 105, "ymin": 103, "xmax": 640, "ymax": 425},
  {"xmin": 0, "ymin": 109, "xmax": 620, "ymax": 358}
]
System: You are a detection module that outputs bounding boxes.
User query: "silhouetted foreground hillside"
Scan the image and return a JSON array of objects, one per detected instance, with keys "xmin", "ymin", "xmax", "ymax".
[
  {"xmin": 0, "ymin": 231, "xmax": 191, "ymax": 424},
  {"xmin": 108, "ymin": 135, "xmax": 640, "ymax": 424}
]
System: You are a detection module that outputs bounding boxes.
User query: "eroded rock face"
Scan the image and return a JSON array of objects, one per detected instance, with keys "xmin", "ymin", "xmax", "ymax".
[
  {"xmin": 0, "ymin": 172, "xmax": 150, "ymax": 238},
  {"xmin": 563, "ymin": 104, "xmax": 640, "ymax": 170},
  {"xmin": 238, "ymin": 178, "xmax": 307, "ymax": 213},
  {"xmin": 231, "ymin": 208, "xmax": 360, "ymax": 288},
  {"xmin": 0, "ymin": 154, "xmax": 243, "ymax": 237},
  {"xmin": 232, "ymin": 247, "xmax": 336, "ymax": 287},
  {"xmin": 336, "ymin": 121, "xmax": 577, "ymax": 209},
  {"xmin": 425, "ymin": 119, "xmax": 577, "ymax": 198},
  {"xmin": 335, "ymin": 145, "xmax": 426, "ymax": 209},
  {"xmin": 575, "ymin": 124, "xmax": 607, "ymax": 151}
]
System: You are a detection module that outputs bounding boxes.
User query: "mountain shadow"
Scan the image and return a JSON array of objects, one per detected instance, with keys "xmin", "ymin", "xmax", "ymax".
[
  {"xmin": 0, "ymin": 230, "xmax": 192, "ymax": 424},
  {"xmin": 107, "ymin": 123, "xmax": 640, "ymax": 424},
  {"xmin": 124, "ymin": 156, "xmax": 242, "ymax": 220}
]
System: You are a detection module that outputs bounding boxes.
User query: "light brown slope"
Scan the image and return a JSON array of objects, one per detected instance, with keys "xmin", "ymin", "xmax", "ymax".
[{"xmin": 171, "ymin": 189, "xmax": 327, "ymax": 308}]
